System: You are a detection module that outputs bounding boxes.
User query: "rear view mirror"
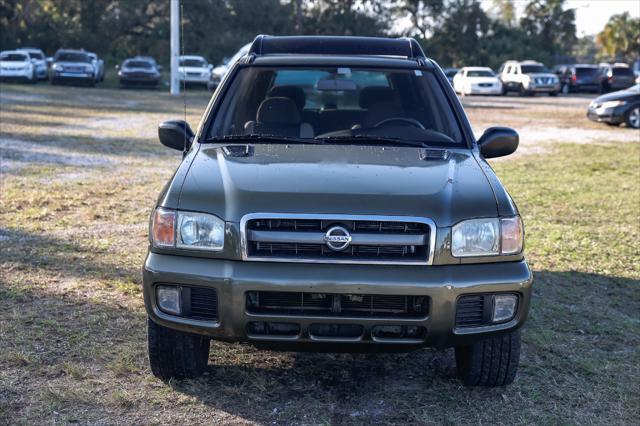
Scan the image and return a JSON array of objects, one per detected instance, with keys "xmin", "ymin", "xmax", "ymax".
[
  {"xmin": 317, "ymin": 78, "xmax": 357, "ymax": 91},
  {"xmin": 158, "ymin": 120, "xmax": 194, "ymax": 152},
  {"xmin": 477, "ymin": 127, "xmax": 518, "ymax": 158}
]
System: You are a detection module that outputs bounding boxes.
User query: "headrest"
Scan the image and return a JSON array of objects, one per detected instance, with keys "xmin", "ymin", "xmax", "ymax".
[
  {"xmin": 359, "ymin": 86, "xmax": 397, "ymax": 109},
  {"xmin": 257, "ymin": 97, "xmax": 300, "ymax": 124},
  {"xmin": 268, "ymin": 85, "xmax": 306, "ymax": 110}
]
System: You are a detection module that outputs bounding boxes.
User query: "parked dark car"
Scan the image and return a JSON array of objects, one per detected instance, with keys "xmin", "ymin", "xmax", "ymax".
[
  {"xmin": 587, "ymin": 84, "xmax": 640, "ymax": 129},
  {"xmin": 117, "ymin": 56, "xmax": 161, "ymax": 88},
  {"xmin": 599, "ymin": 64, "xmax": 635, "ymax": 93},
  {"xmin": 555, "ymin": 64, "xmax": 600, "ymax": 94},
  {"xmin": 144, "ymin": 36, "xmax": 532, "ymax": 387},
  {"xmin": 50, "ymin": 49, "xmax": 96, "ymax": 86}
]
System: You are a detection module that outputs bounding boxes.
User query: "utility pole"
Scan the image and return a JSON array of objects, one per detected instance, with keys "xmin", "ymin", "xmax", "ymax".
[{"xmin": 170, "ymin": 0, "xmax": 180, "ymax": 95}]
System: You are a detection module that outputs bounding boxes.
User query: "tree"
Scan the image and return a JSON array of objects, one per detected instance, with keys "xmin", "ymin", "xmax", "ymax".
[
  {"xmin": 596, "ymin": 12, "xmax": 640, "ymax": 63},
  {"xmin": 520, "ymin": 0, "xmax": 576, "ymax": 64},
  {"xmin": 490, "ymin": 0, "xmax": 516, "ymax": 28},
  {"xmin": 428, "ymin": 0, "xmax": 492, "ymax": 67},
  {"xmin": 392, "ymin": 0, "xmax": 444, "ymax": 40}
]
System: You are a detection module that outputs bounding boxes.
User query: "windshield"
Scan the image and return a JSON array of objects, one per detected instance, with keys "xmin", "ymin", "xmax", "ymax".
[
  {"xmin": 180, "ymin": 58, "xmax": 206, "ymax": 68},
  {"xmin": 612, "ymin": 67, "xmax": 633, "ymax": 76},
  {"xmin": 521, "ymin": 64, "xmax": 547, "ymax": 74},
  {"xmin": 124, "ymin": 60, "xmax": 152, "ymax": 69},
  {"xmin": 466, "ymin": 70, "xmax": 494, "ymax": 77},
  {"xmin": 1, "ymin": 53, "xmax": 28, "ymax": 62},
  {"xmin": 207, "ymin": 66, "xmax": 463, "ymax": 146},
  {"xmin": 24, "ymin": 51, "xmax": 44, "ymax": 60},
  {"xmin": 56, "ymin": 52, "xmax": 90, "ymax": 63}
]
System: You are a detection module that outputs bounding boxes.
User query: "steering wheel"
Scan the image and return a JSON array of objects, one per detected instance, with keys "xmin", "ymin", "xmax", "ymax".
[{"xmin": 374, "ymin": 117, "xmax": 425, "ymax": 130}]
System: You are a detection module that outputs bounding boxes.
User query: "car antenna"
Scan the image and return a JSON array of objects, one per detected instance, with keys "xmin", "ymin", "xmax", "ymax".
[{"xmin": 181, "ymin": 1, "xmax": 188, "ymax": 156}]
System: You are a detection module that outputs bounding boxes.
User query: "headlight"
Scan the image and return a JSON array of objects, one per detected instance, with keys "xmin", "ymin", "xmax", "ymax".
[
  {"xmin": 601, "ymin": 100, "xmax": 626, "ymax": 109},
  {"xmin": 452, "ymin": 217, "xmax": 523, "ymax": 257},
  {"xmin": 150, "ymin": 207, "xmax": 224, "ymax": 251},
  {"xmin": 52, "ymin": 63, "xmax": 62, "ymax": 71},
  {"xmin": 452, "ymin": 218, "xmax": 499, "ymax": 257}
]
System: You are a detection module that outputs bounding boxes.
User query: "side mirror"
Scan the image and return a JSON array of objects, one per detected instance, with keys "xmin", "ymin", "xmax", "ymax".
[
  {"xmin": 477, "ymin": 127, "xmax": 518, "ymax": 158},
  {"xmin": 222, "ymin": 57, "xmax": 230, "ymax": 65},
  {"xmin": 158, "ymin": 120, "xmax": 194, "ymax": 152},
  {"xmin": 115, "ymin": 64, "xmax": 120, "ymax": 70},
  {"xmin": 157, "ymin": 65, "xmax": 163, "ymax": 71},
  {"xmin": 208, "ymin": 64, "xmax": 214, "ymax": 70},
  {"xmin": 46, "ymin": 57, "xmax": 53, "ymax": 65}
]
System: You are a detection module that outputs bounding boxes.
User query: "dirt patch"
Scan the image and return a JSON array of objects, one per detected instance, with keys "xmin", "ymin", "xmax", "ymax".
[{"xmin": 0, "ymin": 138, "xmax": 112, "ymax": 172}]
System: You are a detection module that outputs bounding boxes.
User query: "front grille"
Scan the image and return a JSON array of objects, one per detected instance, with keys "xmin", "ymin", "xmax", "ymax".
[
  {"xmin": 246, "ymin": 291, "xmax": 429, "ymax": 318},
  {"xmin": 455, "ymin": 295, "xmax": 490, "ymax": 327},
  {"xmin": 242, "ymin": 215, "xmax": 434, "ymax": 264},
  {"xmin": 187, "ymin": 287, "xmax": 218, "ymax": 321}
]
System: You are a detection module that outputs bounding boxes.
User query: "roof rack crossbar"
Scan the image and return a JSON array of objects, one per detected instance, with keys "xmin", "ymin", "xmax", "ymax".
[{"xmin": 249, "ymin": 35, "xmax": 425, "ymax": 59}]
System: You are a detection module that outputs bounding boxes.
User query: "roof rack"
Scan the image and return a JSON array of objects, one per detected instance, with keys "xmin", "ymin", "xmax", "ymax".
[{"xmin": 249, "ymin": 35, "xmax": 426, "ymax": 59}]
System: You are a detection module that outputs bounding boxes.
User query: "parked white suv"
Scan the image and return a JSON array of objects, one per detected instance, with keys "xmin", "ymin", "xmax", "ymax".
[
  {"xmin": 17, "ymin": 47, "xmax": 48, "ymax": 80},
  {"xmin": 499, "ymin": 60, "xmax": 560, "ymax": 96},
  {"xmin": 178, "ymin": 55, "xmax": 211, "ymax": 87},
  {"xmin": 0, "ymin": 50, "xmax": 37, "ymax": 83}
]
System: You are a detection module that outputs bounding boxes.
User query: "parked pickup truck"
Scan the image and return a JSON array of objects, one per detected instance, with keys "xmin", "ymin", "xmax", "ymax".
[{"xmin": 144, "ymin": 36, "xmax": 532, "ymax": 387}]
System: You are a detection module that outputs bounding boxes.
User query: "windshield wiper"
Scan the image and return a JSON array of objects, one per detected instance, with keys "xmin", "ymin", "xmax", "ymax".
[
  {"xmin": 204, "ymin": 134, "xmax": 324, "ymax": 144},
  {"xmin": 316, "ymin": 134, "xmax": 428, "ymax": 148}
]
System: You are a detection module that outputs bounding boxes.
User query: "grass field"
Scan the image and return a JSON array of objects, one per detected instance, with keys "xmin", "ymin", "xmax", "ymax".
[{"xmin": 1, "ymin": 82, "xmax": 639, "ymax": 425}]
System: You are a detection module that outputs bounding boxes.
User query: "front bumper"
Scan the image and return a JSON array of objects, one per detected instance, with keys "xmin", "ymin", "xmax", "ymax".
[
  {"xmin": 52, "ymin": 72, "xmax": 94, "ymax": 84},
  {"xmin": 468, "ymin": 86, "xmax": 502, "ymax": 95},
  {"xmin": 527, "ymin": 84, "xmax": 560, "ymax": 93},
  {"xmin": 180, "ymin": 74, "xmax": 209, "ymax": 84},
  {"xmin": 587, "ymin": 106, "xmax": 625, "ymax": 124},
  {"xmin": 119, "ymin": 74, "xmax": 160, "ymax": 85},
  {"xmin": 0, "ymin": 69, "xmax": 31, "ymax": 79},
  {"xmin": 143, "ymin": 253, "xmax": 533, "ymax": 350}
]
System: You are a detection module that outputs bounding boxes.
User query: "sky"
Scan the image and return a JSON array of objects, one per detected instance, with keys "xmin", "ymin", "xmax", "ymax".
[{"xmin": 481, "ymin": 0, "xmax": 640, "ymax": 36}]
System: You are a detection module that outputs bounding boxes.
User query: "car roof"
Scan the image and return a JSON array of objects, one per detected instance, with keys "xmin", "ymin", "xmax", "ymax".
[
  {"xmin": 180, "ymin": 55, "xmax": 206, "ymax": 60},
  {"xmin": 249, "ymin": 35, "xmax": 425, "ymax": 59},
  {"xmin": 250, "ymin": 54, "xmax": 432, "ymax": 69},
  {"xmin": 17, "ymin": 47, "xmax": 43, "ymax": 52}
]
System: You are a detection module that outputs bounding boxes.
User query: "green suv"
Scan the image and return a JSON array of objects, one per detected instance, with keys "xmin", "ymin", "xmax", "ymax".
[{"xmin": 144, "ymin": 36, "xmax": 532, "ymax": 386}]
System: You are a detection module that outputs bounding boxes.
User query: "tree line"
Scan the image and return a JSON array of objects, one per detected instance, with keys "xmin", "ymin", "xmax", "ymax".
[{"xmin": 1, "ymin": 0, "xmax": 638, "ymax": 69}]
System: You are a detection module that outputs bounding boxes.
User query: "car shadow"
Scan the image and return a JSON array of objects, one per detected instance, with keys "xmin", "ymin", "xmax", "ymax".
[{"xmin": 164, "ymin": 269, "xmax": 639, "ymax": 424}]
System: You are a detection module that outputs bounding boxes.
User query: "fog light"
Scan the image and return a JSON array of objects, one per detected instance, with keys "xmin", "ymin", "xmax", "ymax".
[
  {"xmin": 492, "ymin": 294, "xmax": 517, "ymax": 322},
  {"xmin": 157, "ymin": 285, "xmax": 181, "ymax": 315}
]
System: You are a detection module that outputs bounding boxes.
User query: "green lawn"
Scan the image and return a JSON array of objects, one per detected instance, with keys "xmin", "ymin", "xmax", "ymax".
[{"xmin": 1, "ymin": 83, "xmax": 638, "ymax": 424}]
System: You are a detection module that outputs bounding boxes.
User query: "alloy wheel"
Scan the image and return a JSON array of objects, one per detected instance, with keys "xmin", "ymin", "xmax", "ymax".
[{"xmin": 628, "ymin": 107, "xmax": 640, "ymax": 129}]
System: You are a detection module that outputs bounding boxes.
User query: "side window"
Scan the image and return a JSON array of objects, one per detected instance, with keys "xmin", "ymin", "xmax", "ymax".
[{"xmin": 498, "ymin": 64, "xmax": 505, "ymax": 74}]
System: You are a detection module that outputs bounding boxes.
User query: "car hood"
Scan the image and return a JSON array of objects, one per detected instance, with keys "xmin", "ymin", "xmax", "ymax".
[
  {"xmin": 177, "ymin": 144, "xmax": 498, "ymax": 227},
  {"xmin": 179, "ymin": 66, "xmax": 208, "ymax": 73},
  {"xmin": 466, "ymin": 76, "xmax": 500, "ymax": 84},
  {"xmin": 0, "ymin": 61, "xmax": 29, "ymax": 67},
  {"xmin": 594, "ymin": 87, "xmax": 640, "ymax": 103},
  {"xmin": 55, "ymin": 61, "xmax": 93, "ymax": 69},
  {"xmin": 526, "ymin": 72, "xmax": 556, "ymax": 79}
]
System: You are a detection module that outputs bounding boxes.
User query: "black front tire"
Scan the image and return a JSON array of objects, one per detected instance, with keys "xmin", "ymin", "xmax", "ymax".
[
  {"xmin": 148, "ymin": 317, "xmax": 210, "ymax": 380},
  {"xmin": 549, "ymin": 91, "xmax": 558, "ymax": 97},
  {"xmin": 455, "ymin": 330, "xmax": 521, "ymax": 386}
]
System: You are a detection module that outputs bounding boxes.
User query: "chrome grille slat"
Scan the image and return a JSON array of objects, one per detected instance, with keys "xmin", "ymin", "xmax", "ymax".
[{"xmin": 241, "ymin": 214, "xmax": 436, "ymax": 265}]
